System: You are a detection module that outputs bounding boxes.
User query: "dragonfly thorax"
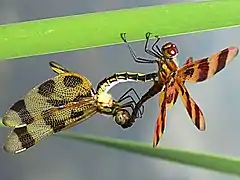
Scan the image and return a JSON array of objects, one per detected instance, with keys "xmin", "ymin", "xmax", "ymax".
[
  {"xmin": 158, "ymin": 57, "xmax": 179, "ymax": 84},
  {"xmin": 97, "ymin": 92, "xmax": 113, "ymax": 107}
]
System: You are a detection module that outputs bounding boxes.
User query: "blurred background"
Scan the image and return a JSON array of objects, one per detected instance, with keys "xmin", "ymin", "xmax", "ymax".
[{"xmin": 0, "ymin": 0, "xmax": 240, "ymax": 180}]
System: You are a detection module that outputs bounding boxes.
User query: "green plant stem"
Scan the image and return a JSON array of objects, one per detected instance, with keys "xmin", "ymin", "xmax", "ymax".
[
  {"xmin": 0, "ymin": 0, "xmax": 239, "ymax": 60},
  {"xmin": 1, "ymin": 121, "xmax": 240, "ymax": 176},
  {"xmin": 57, "ymin": 132, "xmax": 240, "ymax": 177}
]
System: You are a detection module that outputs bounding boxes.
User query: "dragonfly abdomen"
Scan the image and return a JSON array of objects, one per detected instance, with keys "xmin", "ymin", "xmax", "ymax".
[{"xmin": 96, "ymin": 72, "xmax": 157, "ymax": 95}]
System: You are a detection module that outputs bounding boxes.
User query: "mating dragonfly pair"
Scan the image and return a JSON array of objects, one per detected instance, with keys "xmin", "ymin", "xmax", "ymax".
[{"xmin": 2, "ymin": 33, "xmax": 238, "ymax": 154}]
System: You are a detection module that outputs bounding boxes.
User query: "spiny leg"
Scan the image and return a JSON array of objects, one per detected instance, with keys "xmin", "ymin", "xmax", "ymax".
[
  {"xmin": 120, "ymin": 96, "xmax": 143, "ymax": 118},
  {"xmin": 117, "ymin": 99, "xmax": 145, "ymax": 128},
  {"xmin": 152, "ymin": 35, "xmax": 163, "ymax": 56},
  {"xmin": 144, "ymin": 32, "xmax": 161, "ymax": 57},
  {"xmin": 144, "ymin": 32, "xmax": 163, "ymax": 57},
  {"xmin": 120, "ymin": 33, "xmax": 158, "ymax": 64},
  {"xmin": 122, "ymin": 82, "xmax": 164, "ymax": 128},
  {"xmin": 118, "ymin": 88, "xmax": 144, "ymax": 118}
]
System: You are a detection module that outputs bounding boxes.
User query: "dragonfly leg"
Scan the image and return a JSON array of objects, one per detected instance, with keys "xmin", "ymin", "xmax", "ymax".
[
  {"xmin": 121, "ymin": 82, "xmax": 164, "ymax": 128},
  {"xmin": 144, "ymin": 32, "xmax": 163, "ymax": 58},
  {"xmin": 118, "ymin": 88, "xmax": 144, "ymax": 118},
  {"xmin": 120, "ymin": 33, "xmax": 158, "ymax": 64}
]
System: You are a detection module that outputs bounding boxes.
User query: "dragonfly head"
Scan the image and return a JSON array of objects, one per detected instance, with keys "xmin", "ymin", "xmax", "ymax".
[
  {"xmin": 114, "ymin": 109, "xmax": 130, "ymax": 126},
  {"xmin": 161, "ymin": 42, "xmax": 179, "ymax": 59}
]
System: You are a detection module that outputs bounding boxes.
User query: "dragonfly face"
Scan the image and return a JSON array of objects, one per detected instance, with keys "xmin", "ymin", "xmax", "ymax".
[{"xmin": 161, "ymin": 42, "xmax": 179, "ymax": 59}]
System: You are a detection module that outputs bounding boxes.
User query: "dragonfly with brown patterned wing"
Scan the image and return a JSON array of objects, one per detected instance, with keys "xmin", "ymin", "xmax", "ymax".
[
  {"xmin": 121, "ymin": 32, "xmax": 238, "ymax": 147},
  {"xmin": 2, "ymin": 61, "xmax": 157, "ymax": 154}
]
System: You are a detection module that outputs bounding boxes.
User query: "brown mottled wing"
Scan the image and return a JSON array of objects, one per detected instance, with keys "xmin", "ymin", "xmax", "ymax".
[
  {"xmin": 2, "ymin": 72, "xmax": 93, "ymax": 127},
  {"xmin": 3, "ymin": 102, "xmax": 97, "ymax": 154},
  {"xmin": 175, "ymin": 80, "xmax": 205, "ymax": 131},
  {"xmin": 153, "ymin": 85, "xmax": 167, "ymax": 147},
  {"xmin": 177, "ymin": 47, "xmax": 238, "ymax": 82},
  {"xmin": 165, "ymin": 57, "xmax": 193, "ymax": 109}
]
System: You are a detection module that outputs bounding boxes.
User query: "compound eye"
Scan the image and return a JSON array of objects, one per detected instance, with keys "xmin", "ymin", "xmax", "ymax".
[
  {"xmin": 161, "ymin": 42, "xmax": 179, "ymax": 58},
  {"xmin": 115, "ymin": 109, "xmax": 130, "ymax": 126}
]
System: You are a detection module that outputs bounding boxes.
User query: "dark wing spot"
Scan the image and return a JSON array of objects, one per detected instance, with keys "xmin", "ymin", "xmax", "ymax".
[
  {"xmin": 47, "ymin": 99, "xmax": 67, "ymax": 107},
  {"xmin": 161, "ymin": 118, "xmax": 165, "ymax": 134},
  {"xmin": 10, "ymin": 99, "xmax": 26, "ymax": 112},
  {"xmin": 166, "ymin": 93, "xmax": 173, "ymax": 104},
  {"xmin": 10, "ymin": 99, "xmax": 34, "ymax": 124},
  {"xmin": 63, "ymin": 75, "xmax": 83, "ymax": 88},
  {"xmin": 73, "ymin": 89, "xmax": 93, "ymax": 102},
  {"xmin": 197, "ymin": 62, "xmax": 209, "ymax": 81},
  {"xmin": 38, "ymin": 79, "xmax": 56, "ymax": 97},
  {"xmin": 14, "ymin": 126, "xmax": 35, "ymax": 150},
  {"xmin": 70, "ymin": 110, "xmax": 84, "ymax": 119},
  {"xmin": 41, "ymin": 110, "xmax": 66, "ymax": 133},
  {"xmin": 185, "ymin": 92, "xmax": 192, "ymax": 119},
  {"xmin": 178, "ymin": 84, "xmax": 185, "ymax": 95},
  {"xmin": 73, "ymin": 94, "xmax": 83, "ymax": 102},
  {"xmin": 215, "ymin": 48, "xmax": 229, "ymax": 74},
  {"xmin": 160, "ymin": 97, "xmax": 166, "ymax": 134},
  {"xmin": 184, "ymin": 68, "xmax": 194, "ymax": 77},
  {"xmin": 194, "ymin": 104, "xmax": 200, "ymax": 129},
  {"xmin": 173, "ymin": 89, "xmax": 178, "ymax": 105}
]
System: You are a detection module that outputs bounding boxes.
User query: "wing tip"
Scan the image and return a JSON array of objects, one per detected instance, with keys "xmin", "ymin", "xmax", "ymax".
[
  {"xmin": 153, "ymin": 133, "xmax": 158, "ymax": 148},
  {"xmin": 2, "ymin": 110, "xmax": 25, "ymax": 128},
  {"xmin": 199, "ymin": 124, "xmax": 206, "ymax": 131},
  {"xmin": 3, "ymin": 145, "xmax": 26, "ymax": 154},
  {"xmin": 2, "ymin": 115, "xmax": 27, "ymax": 128},
  {"xmin": 3, "ymin": 126, "xmax": 30, "ymax": 154},
  {"xmin": 152, "ymin": 122, "xmax": 162, "ymax": 148},
  {"xmin": 228, "ymin": 46, "xmax": 239, "ymax": 57},
  {"xmin": 2, "ymin": 116, "xmax": 11, "ymax": 127},
  {"xmin": 198, "ymin": 113, "xmax": 206, "ymax": 131}
]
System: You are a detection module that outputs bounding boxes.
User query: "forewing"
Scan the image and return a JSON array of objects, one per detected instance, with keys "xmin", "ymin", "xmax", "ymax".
[
  {"xmin": 177, "ymin": 47, "xmax": 238, "ymax": 82},
  {"xmin": 2, "ymin": 73, "xmax": 94, "ymax": 128},
  {"xmin": 175, "ymin": 80, "xmax": 206, "ymax": 130},
  {"xmin": 153, "ymin": 85, "xmax": 167, "ymax": 147},
  {"xmin": 3, "ymin": 102, "xmax": 97, "ymax": 154}
]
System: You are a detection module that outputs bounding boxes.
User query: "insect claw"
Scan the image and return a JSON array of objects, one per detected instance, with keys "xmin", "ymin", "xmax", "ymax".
[
  {"xmin": 120, "ymin": 32, "xmax": 127, "ymax": 42},
  {"xmin": 145, "ymin": 32, "xmax": 152, "ymax": 39}
]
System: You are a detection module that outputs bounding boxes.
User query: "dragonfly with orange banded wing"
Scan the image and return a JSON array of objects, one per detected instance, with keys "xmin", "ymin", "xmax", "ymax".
[
  {"xmin": 2, "ymin": 61, "xmax": 157, "ymax": 154},
  {"xmin": 120, "ymin": 32, "xmax": 239, "ymax": 147}
]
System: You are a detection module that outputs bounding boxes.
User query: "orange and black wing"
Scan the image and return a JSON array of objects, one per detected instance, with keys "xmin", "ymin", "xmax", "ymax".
[
  {"xmin": 2, "ymin": 71, "xmax": 96, "ymax": 153},
  {"xmin": 175, "ymin": 80, "xmax": 206, "ymax": 131},
  {"xmin": 177, "ymin": 47, "xmax": 238, "ymax": 82},
  {"xmin": 153, "ymin": 85, "xmax": 168, "ymax": 147},
  {"xmin": 165, "ymin": 57, "xmax": 193, "ymax": 109},
  {"xmin": 165, "ymin": 81, "xmax": 178, "ymax": 109}
]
